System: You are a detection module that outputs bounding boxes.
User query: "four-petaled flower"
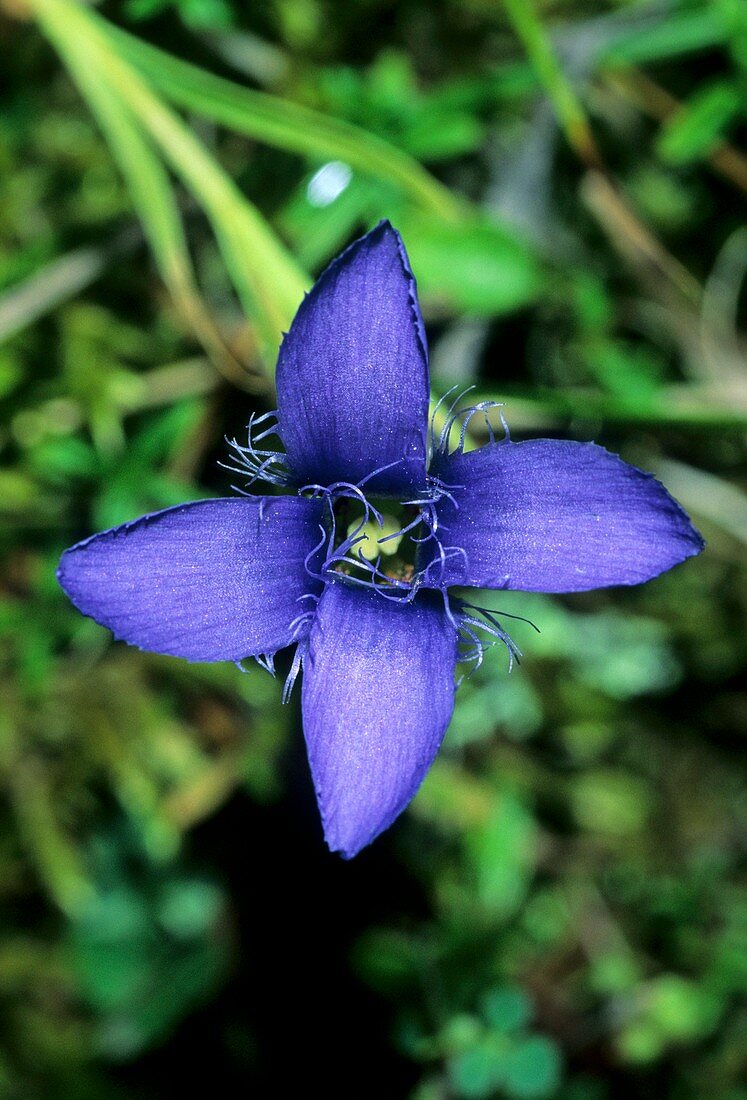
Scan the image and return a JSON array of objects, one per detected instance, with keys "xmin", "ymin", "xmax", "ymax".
[{"xmin": 58, "ymin": 222, "xmax": 704, "ymax": 858}]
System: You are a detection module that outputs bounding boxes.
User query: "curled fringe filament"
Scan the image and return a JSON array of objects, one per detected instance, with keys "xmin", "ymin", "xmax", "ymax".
[
  {"xmin": 418, "ymin": 542, "xmax": 469, "ymax": 590},
  {"xmin": 282, "ymin": 637, "xmax": 307, "ymax": 703},
  {"xmin": 420, "ymin": 474, "xmax": 462, "ymax": 510},
  {"xmin": 221, "ymin": 412, "xmax": 293, "ymax": 490},
  {"xmin": 457, "ymin": 401, "xmax": 508, "ymax": 450},
  {"xmin": 304, "ymin": 524, "xmax": 331, "ymax": 581},
  {"xmin": 253, "ymin": 653, "xmax": 277, "ymax": 676},
  {"xmin": 300, "ymin": 482, "xmax": 385, "ymax": 580},
  {"xmin": 332, "ymin": 549, "xmax": 421, "ymax": 603},
  {"xmin": 306, "ymin": 480, "xmax": 476, "ymax": 598},
  {"xmin": 431, "ymin": 386, "xmax": 511, "ymax": 456},
  {"xmin": 316, "ymin": 490, "xmax": 467, "ymax": 600},
  {"xmin": 461, "ymin": 603, "xmax": 541, "ymax": 634},
  {"xmin": 245, "ymin": 597, "xmax": 320, "ymax": 704},
  {"xmin": 454, "ymin": 601, "xmax": 535, "ymax": 679},
  {"xmin": 433, "ymin": 385, "xmax": 475, "ymax": 453}
]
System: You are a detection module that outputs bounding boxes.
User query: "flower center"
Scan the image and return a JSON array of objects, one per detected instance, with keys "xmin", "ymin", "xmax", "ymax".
[
  {"xmin": 329, "ymin": 496, "xmax": 422, "ymax": 588},
  {"xmin": 346, "ymin": 513, "xmax": 402, "ymax": 559}
]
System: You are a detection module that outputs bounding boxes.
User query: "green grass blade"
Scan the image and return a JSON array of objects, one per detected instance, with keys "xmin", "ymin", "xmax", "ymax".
[
  {"xmin": 98, "ymin": 20, "xmax": 463, "ymax": 223},
  {"xmin": 31, "ymin": 12, "xmax": 249, "ymax": 383},
  {"xmin": 501, "ymin": 0, "xmax": 600, "ymax": 166},
  {"xmin": 32, "ymin": 0, "xmax": 309, "ymax": 374},
  {"xmin": 604, "ymin": 6, "xmax": 730, "ymax": 66}
]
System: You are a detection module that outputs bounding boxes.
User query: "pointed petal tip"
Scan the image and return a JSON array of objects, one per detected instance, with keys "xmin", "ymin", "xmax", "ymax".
[
  {"xmin": 366, "ymin": 218, "xmax": 414, "ymax": 267},
  {"xmin": 324, "ymin": 826, "xmax": 368, "ymax": 861},
  {"xmin": 683, "ymin": 523, "xmax": 706, "ymax": 558},
  {"xmin": 317, "ymin": 780, "xmax": 389, "ymax": 860},
  {"xmin": 321, "ymin": 802, "xmax": 390, "ymax": 860},
  {"xmin": 348, "ymin": 219, "xmax": 416, "ymax": 286},
  {"xmin": 368, "ymin": 216, "xmax": 396, "ymax": 238}
]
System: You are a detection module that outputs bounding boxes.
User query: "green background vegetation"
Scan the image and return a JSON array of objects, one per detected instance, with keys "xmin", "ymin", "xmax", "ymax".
[{"xmin": 1, "ymin": 0, "xmax": 745, "ymax": 1095}]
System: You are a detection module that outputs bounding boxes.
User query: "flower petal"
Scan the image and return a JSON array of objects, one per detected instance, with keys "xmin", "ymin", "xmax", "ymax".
[
  {"xmin": 58, "ymin": 496, "xmax": 325, "ymax": 661},
  {"xmin": 276, "ymin": 221, "xmax": 429, "ymax": 496},
  {"xmin": 427, "ymin": 440, "xmax": 704, "ymax": 592},
  {"xmin": 302, "ymin": 580, "xmax": 457, "ymax": 858}
]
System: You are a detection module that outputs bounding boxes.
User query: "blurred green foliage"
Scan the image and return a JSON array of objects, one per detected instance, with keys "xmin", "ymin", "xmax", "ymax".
[{"xmin": 1, "ymin": 0, "xmax": 745, "ymax": 1095}]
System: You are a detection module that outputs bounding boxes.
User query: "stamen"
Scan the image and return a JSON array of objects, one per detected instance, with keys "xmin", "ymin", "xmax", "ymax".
[
  {"xmin": 293, "ymin": 458, "xmax": 472, "ymax": 609},
  {"xmin": 353, "ymin": 513, "xmax": 403, "ymax": 559},
  {"xmin": 377, "ymin": 508, "xmax": 425, "ymax": 548}
]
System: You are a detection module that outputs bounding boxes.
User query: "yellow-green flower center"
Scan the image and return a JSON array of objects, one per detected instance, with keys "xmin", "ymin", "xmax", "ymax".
[{"xmin": 347, "ymin": 513, "xmax": 403, "ymax": 560}]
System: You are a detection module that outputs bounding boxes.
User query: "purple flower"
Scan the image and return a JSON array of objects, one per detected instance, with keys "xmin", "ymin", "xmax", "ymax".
[{"xmin": 58, "ymin": 221, "xmax": 703, "ymax": 858}]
